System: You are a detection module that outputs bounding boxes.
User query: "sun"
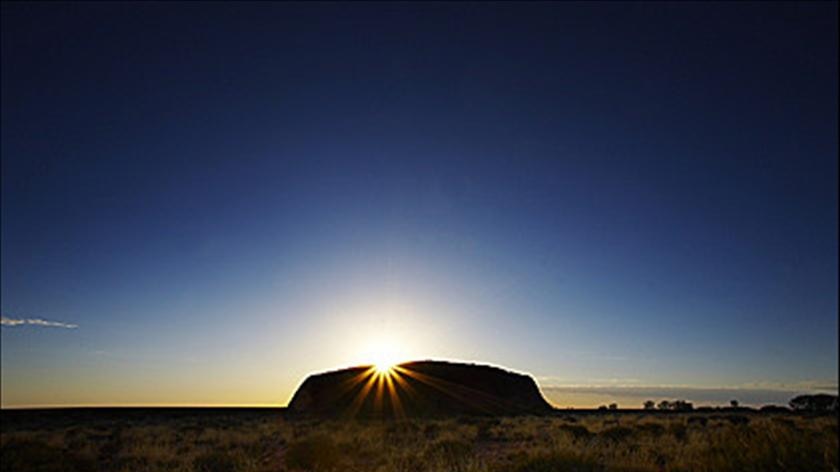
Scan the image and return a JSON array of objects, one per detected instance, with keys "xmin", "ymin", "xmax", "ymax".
[
  {"xmin": 374, "ymin": 359, "xmax": 396, "ymax": 374},
  {"xmin": 371, "ymin": 347, "xmax": 400, "ymax": 374},
  {"xmin": 364, "ymin": 338, "xmax": 404, "ymax": 375}
]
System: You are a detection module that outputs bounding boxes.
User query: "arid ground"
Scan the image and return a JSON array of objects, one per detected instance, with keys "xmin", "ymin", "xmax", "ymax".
[{"xmin": 1, "ymin": 408, "xmax": 837, "ymax": 472}]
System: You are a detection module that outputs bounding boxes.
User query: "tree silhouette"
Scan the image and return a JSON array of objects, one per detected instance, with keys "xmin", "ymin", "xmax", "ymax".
[
  {"xmin": 656, "ymin": 399, "xmax": 693, "ymax": 411},
  {"xmin": 730, "ymin": 399, "xmax": 739, "ymax": 408},
  {"xmin": 643, "ymin": 400, "xmax": 655, "ymax": 410},
  {"xmin": 789, "ymin": 394, "xmax": 838, "ymax": 412},
  {"xmin": 672, "ymin": 400, "xmax": 693, "ymax": 411}
]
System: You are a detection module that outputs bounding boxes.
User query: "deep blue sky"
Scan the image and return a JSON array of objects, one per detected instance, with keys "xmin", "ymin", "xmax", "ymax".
[{"xmin": 2, "ymin": 2, "xmax": 837, "ymax": 407}]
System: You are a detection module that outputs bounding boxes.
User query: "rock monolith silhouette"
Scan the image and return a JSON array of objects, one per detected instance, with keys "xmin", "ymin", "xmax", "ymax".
[{"xmin": 288, "ymin": 360, "xmax": 553, "ymax": 418}]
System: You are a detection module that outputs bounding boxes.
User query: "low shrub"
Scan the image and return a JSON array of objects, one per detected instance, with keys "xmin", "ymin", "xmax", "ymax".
[
  {"xmin": 558, "ymin": 424, "xmax": 593, "ymax": 440},
  {"xmin": 687, "ymin": 416, "xmax": 709, "ymax": 427},
  {"xmin": 422, "ymin": 422, "xmax": 440, "ymax": 439},
  {"xmin": 192, "ymin": 450, "xmax": 237, "ymax": 472},
  {"xmin": 599, "ymin": 426, "xmax": 635, "ymax": 442},
  {"xmin": 0, "ymin": 439, "xmax": 95, "ymax": 472},
  {"xmin": 424, "ymin": 439, "xmax": 474, "ymax": 471},
  {"xmin": 504, "ymin": 452, "xmax": 601, "ymax": 472},
  {"xmin": 725, "ymin": 415, "xmax": 749, "ymax": 426},
  {"xmin": 285, "ymin": 434, "xmax": 341, "ymax": 471},
  {"xmin": 668, "ymin": 423, "xmax": 688, "ymax": 441},
  {"xmin": 635, "ymin": 422, "xmax": 665, "ymax": 436}
]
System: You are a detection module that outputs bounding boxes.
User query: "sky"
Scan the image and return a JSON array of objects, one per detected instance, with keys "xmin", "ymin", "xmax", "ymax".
[{"xmin": 1, "ymin": 2, "xmax": 837, "ymax": 408}]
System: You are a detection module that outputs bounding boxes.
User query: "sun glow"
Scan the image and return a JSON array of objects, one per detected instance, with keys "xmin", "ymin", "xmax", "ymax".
[
  {"xmin": 374, "ymin": 360, "xmax": 396, "ymax": 374},
  {"xmin": 364, "ymin": 338, "xmax": 405, "ymax": 375}
]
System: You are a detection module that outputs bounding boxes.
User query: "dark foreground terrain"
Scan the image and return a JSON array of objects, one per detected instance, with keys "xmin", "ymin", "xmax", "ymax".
[{"xmin": 1, "ymin": 408, "xmax": 837, "ymax": 472}]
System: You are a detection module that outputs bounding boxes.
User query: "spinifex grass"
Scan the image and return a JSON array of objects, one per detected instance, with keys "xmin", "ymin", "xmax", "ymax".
[{"xmin": 1, "ymin": 412, "xmax": 836, "ymax": 472}]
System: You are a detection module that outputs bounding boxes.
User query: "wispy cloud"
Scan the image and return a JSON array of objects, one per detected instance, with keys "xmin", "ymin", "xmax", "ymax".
[{"xmin": 1, "ymin": 316, "xmax": 78, "ymax": 329}]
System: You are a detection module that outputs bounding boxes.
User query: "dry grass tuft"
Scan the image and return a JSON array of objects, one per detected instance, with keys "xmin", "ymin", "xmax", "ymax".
[{"xmin": 1, "ymin": 411, "xmax": 836, "ymax": 472}]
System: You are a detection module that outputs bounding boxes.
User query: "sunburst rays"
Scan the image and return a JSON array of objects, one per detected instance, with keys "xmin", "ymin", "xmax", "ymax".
[{"xmin": 337, "ymin": 362, "xmax": 521, "ymax": 419}]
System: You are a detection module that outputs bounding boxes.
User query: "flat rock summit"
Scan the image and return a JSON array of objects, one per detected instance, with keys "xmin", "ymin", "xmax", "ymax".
[{"xmin": 288, "ymin": 360, "xmax": 553, "ymax": 418}]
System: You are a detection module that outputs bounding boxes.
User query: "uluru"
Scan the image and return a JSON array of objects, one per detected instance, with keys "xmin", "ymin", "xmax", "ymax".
[{"xmin": 288, "ymin": 360, "xmax": 553, "ymax": 418}]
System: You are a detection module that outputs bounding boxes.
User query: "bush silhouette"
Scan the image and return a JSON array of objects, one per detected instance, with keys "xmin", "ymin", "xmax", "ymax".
[
  {"xmin": 789, "ymin": 394, "xmax": 838, "ymax": 412},
  {"xmin": 657, "ymin": 399, "xmax": 693, "ymax": 411},
  {"xmin": 760, "ymin": 404, "xmax": 790, "ymax": 413}
]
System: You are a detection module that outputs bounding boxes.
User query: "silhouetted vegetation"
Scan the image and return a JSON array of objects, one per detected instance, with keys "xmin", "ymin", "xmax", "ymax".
[
  {"xmin": 599, "ymin": 425, "xmax": 634, "ymax": 442},
  {"xmin": 789, "ymin": 394, "xmax": 838, "ymax": 412},
  {"xmin": 0, "ymin": 439, "xmax": 95, "ymax": 472},
  {"xmin": 635, "ymin": 422, "xmax": 666, "ymax": 436},
  {"xmin": 557, "ymin": 423, "xmax": 593, "ymax": 440},
  {"xmin": 760, "ymin": 404, "xmax": 791, "ymax": 413},
  {"xmin": 284, "ymin": 434, "xmax": 340, "ymax": 471},
  {"xmin": 657, "ymin": 399, "xmax": 694, "ymax": 411},
  {"xmin": 687, "ymin": 416, "xmax": 708, "ymax": 427},
  {"xmin": 505, "ymin": 451, "xmax": 601, "ymax": 472},
  {"xmin": 2, "ymin": 408, "xmax": 837, "ymax": 471}
]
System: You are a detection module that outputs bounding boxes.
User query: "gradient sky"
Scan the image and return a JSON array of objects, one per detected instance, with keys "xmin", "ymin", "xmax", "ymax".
[{"xmin": 1, "ymin": 2, "xmax": 837, "ymax": 408}]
